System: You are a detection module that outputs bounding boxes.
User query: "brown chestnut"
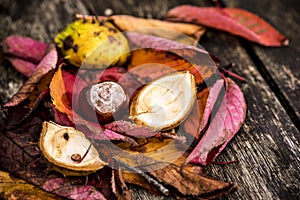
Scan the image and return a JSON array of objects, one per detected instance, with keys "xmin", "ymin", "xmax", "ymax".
[{"xmin": 78, "ymin": 81, "xmax": 128, "ymax": 124}]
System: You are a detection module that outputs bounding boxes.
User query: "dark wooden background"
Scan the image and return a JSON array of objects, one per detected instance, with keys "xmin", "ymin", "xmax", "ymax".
[{"xmin": 0, "ymin": 0, "xmax": 299, "ymax": 199}]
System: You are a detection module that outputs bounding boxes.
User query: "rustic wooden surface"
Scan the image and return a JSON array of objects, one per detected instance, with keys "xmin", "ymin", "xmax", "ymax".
[{"xmin": 0, "ymin": 0, "xmax": 299, "ymax": 199}]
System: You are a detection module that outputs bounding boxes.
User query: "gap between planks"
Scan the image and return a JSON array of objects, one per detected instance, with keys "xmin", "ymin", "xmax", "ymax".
[{"xmin": 219, "ymin": 0, "xmax": 300, "ymax": 132}]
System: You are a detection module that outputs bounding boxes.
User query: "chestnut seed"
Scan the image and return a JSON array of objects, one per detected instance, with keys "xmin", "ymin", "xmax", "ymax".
[
  {"xmin": 78, "ymin": 81, "xmax": 128, "ymax": 124},
  {"xmin": 89, "ymin": 81, "xmax": 127, "ymax": 116}
]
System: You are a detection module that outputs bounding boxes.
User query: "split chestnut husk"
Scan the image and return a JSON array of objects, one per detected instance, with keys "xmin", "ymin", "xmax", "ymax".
[
  {"xmin": 39, "ymin": 121, "xmax": 107, "ymax": 172},
  {"xmin": 54, "ymin": 19, "xmax": 130, "ymax": 69},
  {"xmin": 130, "ymin": 71, "xmax": 196, "ymax": 131}
]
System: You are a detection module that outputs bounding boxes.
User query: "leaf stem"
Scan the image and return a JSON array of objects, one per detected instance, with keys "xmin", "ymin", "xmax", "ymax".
[{"xmin": 112, "ymin": 157, "xmax": 169, "ymax": 195}]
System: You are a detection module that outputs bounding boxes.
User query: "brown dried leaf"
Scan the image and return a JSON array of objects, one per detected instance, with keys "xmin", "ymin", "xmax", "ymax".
[
  {"xmin": 112, "ymin": 145, "xmax": 236, "ymax": 199},
  {"xmin": 76, "ymin": 14, "xmax": 205, "ymax": 45},
  {"xmin": 149, "ymin": 164, "xmax": 237, "ymax": 199}
]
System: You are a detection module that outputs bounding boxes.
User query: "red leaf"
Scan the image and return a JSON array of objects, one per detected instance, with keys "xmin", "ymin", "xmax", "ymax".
[
  {"xmin": 126, "ymin": 32, "xmax": 207, "ymax": 53},
  {"xmin": 102, "ymin": 129, "xmax": 138, "ymax": 145},
  {"xmin": 42, "ymin": 178, "xmax": 107, "ymax": 200},
  {"xmin": 1, "ymin": 35, "xmax": 48, "ymax": 76},
  {"xmin": 183, "ymin": 79, "xmax": 225, "ymax": 138},
  {"xmin": 4, "ymin": 45, "xmax": 57, "ymax": 107},
  {"xmin": 104, "ymin": 120, "xmax": 158, "ymax": 138},
  {"xmin": 7, "ymin": 58, "xmax": 37, "ymax": 77},
  {"xmin": 198, "ymin": 79, "xmax": 225, "ymax": 134},
  {"xmin": 185, "ymin": 78, "xmax": 247, "ymax": 165},
  {"xmin": 166, "ymin": 5, "xmax": 288, "ymax": 46},
  {"xmin": 1, "ymin": 35, "xmax": 48, "ymax": 63},
  {"xmin": 127, "ymin": 32, "xmax": 220, "ymax": 85},
  {"xmin": 3, "ymin": 45, "xmax": 57, "ymax": 129},
  {"xmin": 44, "ymin": 102, "xmax": 75, "ymax": 127}
]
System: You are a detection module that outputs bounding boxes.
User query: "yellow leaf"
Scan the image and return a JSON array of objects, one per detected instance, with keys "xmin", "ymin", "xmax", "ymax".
[{"xmin": 0, "ymin": 170, "xmax": 60, "ymax": 200}]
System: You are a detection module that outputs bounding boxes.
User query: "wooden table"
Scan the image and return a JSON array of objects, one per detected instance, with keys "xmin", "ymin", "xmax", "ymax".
[{"xmin": 0, "ymin": 0, "xmax": 299, "ymax": 199}]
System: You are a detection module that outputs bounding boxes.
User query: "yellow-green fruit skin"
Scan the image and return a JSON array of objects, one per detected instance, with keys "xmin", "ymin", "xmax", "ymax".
[{"xmin": 54, "ymin": 19, "xmax": 130, "ymax": 69}]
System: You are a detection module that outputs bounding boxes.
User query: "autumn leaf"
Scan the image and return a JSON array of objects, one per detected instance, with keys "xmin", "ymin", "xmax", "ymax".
[
  {"xmin": 126, "ymin": 32, "xmax": 219, "ymax": 84},
  {"xmin": 149, "ymin": 164, "xmax": 237, "ymax": 199},
  {"xmin": 0, "ymin": 170, "xmax": 60, "ymax": 200},
  {"xmin": 104, "ymin": 120, "xmax": 158, "ymax": 138},
  {"xmin": 1, "ymin": 35, "xmax": 48, "ymax": 77},
  {"xmin": 6, "ymin": 59, "xmax": 38, "ymax": 78},
  {"xmin": 76, "ymin": 14, "xmax": 206, "ymax": 45},
  {"xmin": 2, "ymin": 45, "xmax": 57, "ymax": 129},
  {"xmin": 1, "ymin": 35, "xmax": 48, "ymax": 64},
  {"xmin": 183, "ymin": 79, "xmax": 224, "ymax": 138},
  {"xmin": 110, "ymin": 146, "xmax": 237, "ymax": 199},
  {"xmin": 166, "ymin": 5, "xmax": 288, "ymax": 46},
  {"xmin": 4, "ymin": 44, "xmax": 57, "ymax": 108},
  {"xmin": 0, "ymin": 112, "xmax": 118, "ymax": 200},
  {"xmin": 42, "ymin": 178, "xmax": 107, "ymax": 200},
  {"xmin": 185, "ymin": 78, "xmax": 247, "ymax": 165}
]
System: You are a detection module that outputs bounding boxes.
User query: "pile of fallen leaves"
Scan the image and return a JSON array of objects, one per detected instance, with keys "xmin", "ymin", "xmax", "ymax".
[{"xmin": 0, "ymin": 4, "xmax": 287, "ymax": 200}]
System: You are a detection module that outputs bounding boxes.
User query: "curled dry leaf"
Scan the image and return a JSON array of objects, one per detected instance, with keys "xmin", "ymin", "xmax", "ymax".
[
  {"xmin": 76, "ymin": 14, "xmax": 206, "ymax": 45},
  {"xmin": 149, "ymin": 164, "xmax": 237, "ymax": 198},
  {"xmin": 166, "ymin": 5, "xmax": 288, "ymax": 46},
  {"xmin": 4, "ymin": 44, "xmax": 57, "ymax": 107},
  {"xmin": 3, "ymin": 45, "xmax": 57, "ymax": 129},
  {"xmin": 186, "ymin": 78, "xmax": 247, "ymax": 165}
]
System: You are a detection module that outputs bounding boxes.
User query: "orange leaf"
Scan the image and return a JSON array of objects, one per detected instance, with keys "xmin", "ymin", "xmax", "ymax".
[
  {"xmin": 128, "ymin": 48, "xmax": 216, "ymax": 85},
  {"xmin": 49, "ymin": 66, "xmax": 73, "ymax": 118}
]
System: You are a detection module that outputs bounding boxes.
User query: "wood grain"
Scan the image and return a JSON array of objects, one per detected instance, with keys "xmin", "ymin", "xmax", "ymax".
[
  {"xmin": 225, "ymin": 0, "xmax": 300, "ymax": 122},
  {"xmin": 0, "ymin": 0, "xmax": 299, "ymax": 199},
  {"xmin": 201, "ymin": 30, "xmax": 300, "ymax": 199}
]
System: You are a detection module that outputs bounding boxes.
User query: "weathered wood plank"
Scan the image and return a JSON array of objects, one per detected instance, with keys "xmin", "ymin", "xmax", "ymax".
[
  {"xmin": 200, "ymin": 31, "xmax": 300, "ymax": 199},
  {"xmin": 0, "ymin": 0, "xmax": 299, "ymax": 200},
  {"xmin": 224, "ymin": 0, "xmax": 300, "ymax": 122}
]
